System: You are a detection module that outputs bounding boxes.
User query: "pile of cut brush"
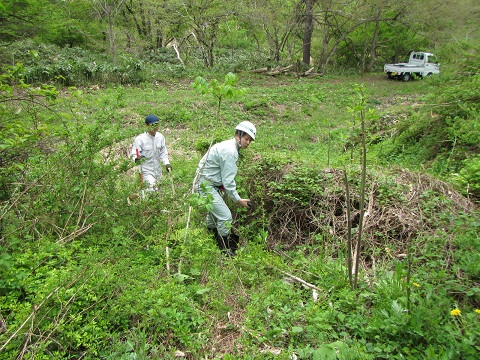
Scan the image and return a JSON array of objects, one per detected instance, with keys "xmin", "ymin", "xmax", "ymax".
[{"xmin": 240, "ymin": 159, "xmax": 476, "ymax": 257}]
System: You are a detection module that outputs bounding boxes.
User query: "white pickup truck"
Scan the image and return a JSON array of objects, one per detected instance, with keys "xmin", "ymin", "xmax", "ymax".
[{"xmin": 384, "ymin": 51, "xmax": 440, "ymax": 81}]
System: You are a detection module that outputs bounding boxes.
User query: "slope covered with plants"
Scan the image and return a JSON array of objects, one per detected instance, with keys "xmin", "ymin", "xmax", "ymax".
[
  {"xmin": 1, "ymin": 46, "xmax": 480, "ymax": 359},
  {"xmin": 0, "ymin": 0, "xmax": 480, "ymax": 360}
]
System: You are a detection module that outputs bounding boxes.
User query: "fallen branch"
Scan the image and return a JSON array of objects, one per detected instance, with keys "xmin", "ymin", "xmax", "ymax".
[
  {"xmin": 267, "ymin": 64, "xmax": 293, "ymax": 76},
  {"xmin": 304, "ymin": 66, "xmax": 315, "ymax": 75},
  {"xmin": 251, "ymin": 67, "xmax": 269, "ymax": 73},
  {"xmin": 280, "ymin": 270, "xmax": 323, "ymax": 292},
  {"xmin": 250, "ymin": 65, "xmax": 323, "ymax": 78}
]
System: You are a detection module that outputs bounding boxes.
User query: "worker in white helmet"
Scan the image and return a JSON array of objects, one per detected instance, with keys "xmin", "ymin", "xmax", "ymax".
[
  {"xmin": 131, "ymin": 115, "xmax": 172, "ymax": 194},
  {"xmin": 194, "ymin": 121, "xmax": 256, "ymax": 256}
]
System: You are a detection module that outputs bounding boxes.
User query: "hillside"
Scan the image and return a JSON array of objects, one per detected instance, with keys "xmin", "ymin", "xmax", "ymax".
[{"xmin": 1, "ymin": 72, "xmax": 479, "ymax": 359}]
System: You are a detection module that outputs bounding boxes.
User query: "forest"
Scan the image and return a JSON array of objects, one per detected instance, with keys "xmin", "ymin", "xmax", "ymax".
[{"xmin": 1, "ymin": 0, "xmax": 480, "ymax": 359}]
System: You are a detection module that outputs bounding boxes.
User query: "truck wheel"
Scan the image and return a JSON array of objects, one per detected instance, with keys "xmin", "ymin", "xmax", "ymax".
[{"xmin": 402, "ymin": 73, "xmax": 412, "ymax": 81}]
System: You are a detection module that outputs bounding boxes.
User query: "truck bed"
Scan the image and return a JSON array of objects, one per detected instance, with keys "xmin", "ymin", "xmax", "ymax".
[{"xmin": 385, "ymin": 64, "xmax": 424, "ymax": 72}]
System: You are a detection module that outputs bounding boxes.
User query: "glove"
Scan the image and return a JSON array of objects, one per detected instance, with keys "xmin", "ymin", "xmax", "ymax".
[
  {"xmin": 166, "ymin": 164, "xmax": 172, "ymax": 173},
  {"xmin": 134, "ymin": 155, "xmax": 145, "ymax": 164}
]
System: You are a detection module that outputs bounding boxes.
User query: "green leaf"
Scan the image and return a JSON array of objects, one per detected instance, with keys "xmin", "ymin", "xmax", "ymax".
[
  {"xmin": 195, "ymin": 287, "xmax": 211, "ymax": 295},
  {"xmin": 291, "ymin": 326, "xmax": 303, "ymax": 333}
]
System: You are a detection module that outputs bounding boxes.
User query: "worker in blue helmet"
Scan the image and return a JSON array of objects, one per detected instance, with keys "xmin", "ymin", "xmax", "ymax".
[{"xmin": 131, "ymin": 115, "xmax": 172, "ymax": 195}]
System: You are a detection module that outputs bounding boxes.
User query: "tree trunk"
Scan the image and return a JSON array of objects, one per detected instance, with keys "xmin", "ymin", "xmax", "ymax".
[
  {"xmin": 302, "ymin": 0, "xmax": 314, "ymax": 66},
  {"xmin": 363, "ymin": 7, "xmax": 382, "ymax": 73},
  {"xmin": 108, "ymin": 12, "xmax": 116, "ymax": 62}
]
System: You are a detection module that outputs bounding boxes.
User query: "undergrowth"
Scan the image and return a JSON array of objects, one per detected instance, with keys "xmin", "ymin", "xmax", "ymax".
[
  {"xmin": 377, "ymin": 44, "xmax": 480, "ymax": 199},
  {"xmin": 1, "ymin": 57, "xmax": 479, "ymax": 359}
]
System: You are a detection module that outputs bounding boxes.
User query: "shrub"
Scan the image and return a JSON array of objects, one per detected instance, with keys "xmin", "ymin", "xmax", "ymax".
[{"xmin": 455, "ymin": 155, "xmax": 480, "ymax": 198}]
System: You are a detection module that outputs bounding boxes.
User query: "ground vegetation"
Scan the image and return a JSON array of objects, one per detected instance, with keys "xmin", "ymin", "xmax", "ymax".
[{"xmin": 0, "ymin": 2, "xmax": 479, "ymax": 358}]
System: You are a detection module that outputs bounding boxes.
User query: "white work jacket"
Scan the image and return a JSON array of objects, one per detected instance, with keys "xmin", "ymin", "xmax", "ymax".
[{"xmin": 131, "ymin": 132, "xmax": 170, "ymax": 180}]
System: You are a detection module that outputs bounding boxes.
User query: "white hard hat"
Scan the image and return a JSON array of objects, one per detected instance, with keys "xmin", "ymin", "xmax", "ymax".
[{"xmin": 235, "ymin": 121, "xmax": 256, "ymax": 140}]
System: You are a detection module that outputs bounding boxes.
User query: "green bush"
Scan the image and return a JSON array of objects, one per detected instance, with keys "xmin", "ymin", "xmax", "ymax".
[{"xmin": 455, "ymin": 155, "xmax": 480, "ymax": 198}]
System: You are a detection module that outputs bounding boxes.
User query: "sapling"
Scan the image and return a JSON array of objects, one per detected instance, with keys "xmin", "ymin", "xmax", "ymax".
[
  {"xmin": 344, "ymin": 169, "xmax": 354, "ymax": 288},
  {"xmin": 345, "ymin": 84, "xmax": 372, "ymax": 289}
]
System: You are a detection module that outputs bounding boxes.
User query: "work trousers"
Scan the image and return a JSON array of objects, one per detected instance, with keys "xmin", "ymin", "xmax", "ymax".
[
  {"xmin": 142, "ymin": 173, "xmax": 160, "ymax": 193},
  {"xmin": 197, "ymin": 182, "xmax": 232, "ymax": 237}
]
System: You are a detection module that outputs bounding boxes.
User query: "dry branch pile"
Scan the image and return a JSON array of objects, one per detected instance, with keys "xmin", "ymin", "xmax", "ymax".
[{"xmin": 241, "ymin": 161, "xmax": 476, "ymax": 255}]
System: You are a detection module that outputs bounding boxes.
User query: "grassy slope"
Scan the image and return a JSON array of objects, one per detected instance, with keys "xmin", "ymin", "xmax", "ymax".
[
  {"xmin": 2, "ymin": 73, "xmax": 479, "ymax": 359},
  {"xmin": 93, "ymin": 73, "xmax": 477, "ymax": 358}
]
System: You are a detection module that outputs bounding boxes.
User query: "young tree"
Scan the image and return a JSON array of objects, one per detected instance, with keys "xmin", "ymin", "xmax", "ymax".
[
  {"xmin": 241, "ymin": 0, "xmax": 302, "ymax": 64},
  {"xmin": 88, "ymin": 0, "xmax": 127, "ymax": 59},
  {"xmin": 121, "ymin": 0, "xmax": 186, "ymax": 51},
  {"xmin": 172, "ymin": 0, "xmax": 236, "ymax": 67},
  {"xmin": 0, "ymin": 64, "xmax": 60, "ymax": 203}
]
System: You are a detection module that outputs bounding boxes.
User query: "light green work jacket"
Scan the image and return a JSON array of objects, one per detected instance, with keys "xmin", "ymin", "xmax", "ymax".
[{"xmin": 196, "ymin": 138, "xmax": 241, "ymax": 202}]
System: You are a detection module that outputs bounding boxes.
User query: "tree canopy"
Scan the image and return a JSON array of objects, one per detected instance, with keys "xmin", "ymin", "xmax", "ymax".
[{"xmin": 1, "ymin": 0, "xmax": 479, "ymax": 70}]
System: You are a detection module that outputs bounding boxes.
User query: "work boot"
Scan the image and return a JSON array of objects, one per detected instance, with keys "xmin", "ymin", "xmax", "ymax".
[
  {"xmin": 209, "ymin": 228, "xmax": 239, "ymax": 256},
  {"xmin": 228, "ymin": 232, "xmax": 240, "ymax": 253},
  {"xmin": 209, "ymin": 227, "xmax": 228, "ymax": 251},
  {"xmin": 208, "ymin": 227, "xmax": 224, "ymax": 250},
  {"xmin": 220, "ymin": 235, "xmax": 235, "ymax": 256},
  {"xmin": 220, "ymin": 232, "xmax": 240, "ymax": 257}
]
